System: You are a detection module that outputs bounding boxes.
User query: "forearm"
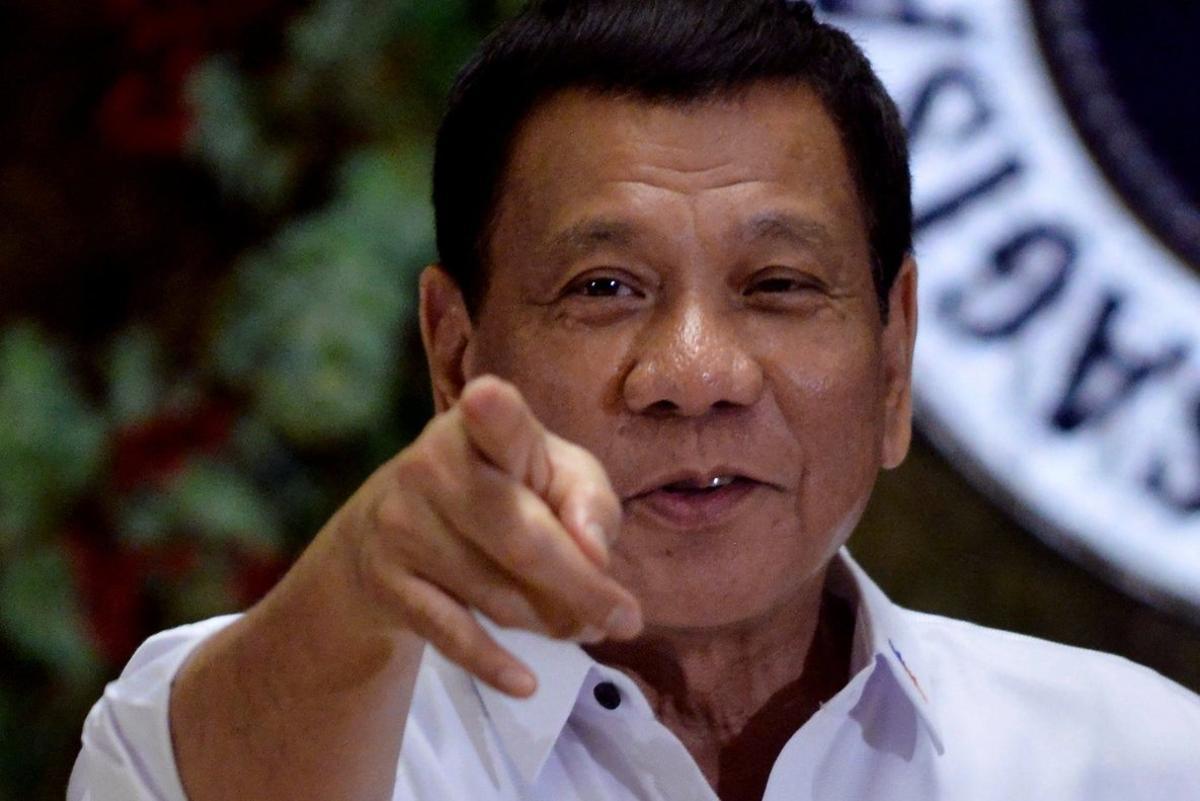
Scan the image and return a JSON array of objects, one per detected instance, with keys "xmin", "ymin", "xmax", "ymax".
[{"xmin": 169, "ymin": 532, "xmax": 424, "ymax": 801}]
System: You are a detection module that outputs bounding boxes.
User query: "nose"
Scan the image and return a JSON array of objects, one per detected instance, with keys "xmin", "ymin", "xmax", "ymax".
[{"xmin": 622, "ymin": 294, "xmax": 764, "ymax": 417}]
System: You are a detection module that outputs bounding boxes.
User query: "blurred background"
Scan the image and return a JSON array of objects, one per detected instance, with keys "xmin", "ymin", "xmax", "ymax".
[{"xmin": 0, "ymin": 1, "xmax": 1197, "ymax": 798}]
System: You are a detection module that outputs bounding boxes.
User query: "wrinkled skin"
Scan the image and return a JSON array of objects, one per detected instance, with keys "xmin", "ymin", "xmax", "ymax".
[{"xmin": 428, "ymin": 82, "xmax": 917, "ymax": 636}]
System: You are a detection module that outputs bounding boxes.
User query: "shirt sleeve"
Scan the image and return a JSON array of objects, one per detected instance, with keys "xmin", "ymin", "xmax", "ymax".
[{"xmin": 67, "ymin": 615, "xmax": 242, "ymax": 801}]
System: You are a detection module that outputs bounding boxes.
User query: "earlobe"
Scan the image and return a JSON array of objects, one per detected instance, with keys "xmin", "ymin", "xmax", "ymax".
[
  {"xmin": 881, "ymin": 256, "xmax": 918, "ymax": 470},
  {"xmin": 419, "ymin": 265, "xmax": 475, "ymax": 413}
]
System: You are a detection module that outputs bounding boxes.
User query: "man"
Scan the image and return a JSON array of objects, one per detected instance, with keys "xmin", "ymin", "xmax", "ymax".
[{"xmin": 71, "ymin": 1, "xmax": 1200, "ymax": 799}]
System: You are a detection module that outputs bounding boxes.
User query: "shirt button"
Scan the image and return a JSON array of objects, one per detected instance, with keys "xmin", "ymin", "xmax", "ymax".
[{"xmin": 593, "ymin": 681, "xmax": 621, "ymax": 710}]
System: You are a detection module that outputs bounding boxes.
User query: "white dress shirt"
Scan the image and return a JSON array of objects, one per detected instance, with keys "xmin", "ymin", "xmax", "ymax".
[{"xmin": 69, "ymin": 551, "xmax": 1200, "ymax": 800}]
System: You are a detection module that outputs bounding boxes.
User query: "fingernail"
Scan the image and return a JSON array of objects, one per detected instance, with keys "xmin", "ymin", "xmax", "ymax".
[
  {"xmin": 605, "ymin": 604, "xmax": 642, "ymax": 639},
  {"xmin": 498, "ymin": 667, "xmax": 536, "ymax": 696}
]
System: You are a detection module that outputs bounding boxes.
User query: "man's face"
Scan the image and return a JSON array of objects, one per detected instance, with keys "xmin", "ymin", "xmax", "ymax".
[{"xmin": 436, "ymin": 83, "xmax": 916, "ymax": 631}]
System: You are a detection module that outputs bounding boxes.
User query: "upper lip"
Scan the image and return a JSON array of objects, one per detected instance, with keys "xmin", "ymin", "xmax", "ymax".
[{"xmin": 622, "ymin": 465, "xmax": 782, "ymax": 500}]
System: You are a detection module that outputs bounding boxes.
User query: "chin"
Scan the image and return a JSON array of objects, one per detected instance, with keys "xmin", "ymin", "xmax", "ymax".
[
  {"xmin": 629, "ymin": 571, "xmax": 806, "ymax": 633},
  {"xmin": 617, "ymin": 544, "xmax": 844, "ymax": 642}
]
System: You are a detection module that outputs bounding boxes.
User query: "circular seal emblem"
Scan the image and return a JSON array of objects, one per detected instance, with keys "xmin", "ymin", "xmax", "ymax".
[
  {"xmin": 817, "ymin": 0, "xmax": 1200, "ymax": 620},
  {"xmin": 1032, "ymin": 0, "xmax": 1200, "ymax": 271}
]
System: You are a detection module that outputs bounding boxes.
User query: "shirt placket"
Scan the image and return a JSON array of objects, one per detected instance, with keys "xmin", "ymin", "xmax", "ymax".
[{"xmin": 574, "ymin": 673, "xmax": 721, "ymax": 801}]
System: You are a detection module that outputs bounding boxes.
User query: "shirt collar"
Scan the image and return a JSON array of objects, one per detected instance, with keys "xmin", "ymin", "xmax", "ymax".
[
  {"xmin": 473, "ymin": 548, "xmax": 944, "ymax": 784},
  {"xmin": 473, "ymin": 619, "xmax": 596, "ymax": 782},
  {"xmin": 831, "ymin": 551, "xmax": 946, "ymax": 754}
]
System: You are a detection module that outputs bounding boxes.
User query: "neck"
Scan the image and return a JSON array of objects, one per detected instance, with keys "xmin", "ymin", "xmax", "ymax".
[{"xmin": 585, "ymin": 573, "xmax": 854, "ymax": 801}]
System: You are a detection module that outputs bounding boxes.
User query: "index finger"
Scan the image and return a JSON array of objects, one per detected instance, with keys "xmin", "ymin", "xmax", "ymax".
[
  {"xmin": 458, "ymin": 376, "xmax": 618, "ymax": 567},
  {"xmin": 458, "ymin": 375, "xmax": 554, "ymax": 496}
]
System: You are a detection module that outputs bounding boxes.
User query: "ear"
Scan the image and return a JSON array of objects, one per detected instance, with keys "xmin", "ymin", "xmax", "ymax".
[
  {"xmin": 880, "ymin": 256, "xmax": 918, "ymax": 470},
  {"xmin": 419, "ymin": 264, "xmax": 476, "ymax": 413}
]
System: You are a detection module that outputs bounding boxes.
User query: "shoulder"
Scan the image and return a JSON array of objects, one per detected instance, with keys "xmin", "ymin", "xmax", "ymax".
[
  {"xmin": 909, "ymin": 608, "xmax": 1200, "ymax": 710},
  {"xmin": 906, "ymin": 610, "xmax": 1200, "ymax": 790}
]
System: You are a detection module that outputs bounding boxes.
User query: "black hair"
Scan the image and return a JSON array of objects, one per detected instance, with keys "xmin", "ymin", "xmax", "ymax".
[{"xmin": 433, "ymin": 0, "xmax": 911, "ymax": 318}]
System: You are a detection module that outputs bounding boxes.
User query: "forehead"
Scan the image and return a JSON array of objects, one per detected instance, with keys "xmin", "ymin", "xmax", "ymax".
[{"xmin": 489, "ymin": 82, "xmax": 869, "ymax": 264}]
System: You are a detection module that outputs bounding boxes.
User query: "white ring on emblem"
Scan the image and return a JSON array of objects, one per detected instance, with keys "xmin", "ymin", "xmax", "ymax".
[{"xmin": 821, "ymin": 0, "xmax": 1200, "ymax": 622}]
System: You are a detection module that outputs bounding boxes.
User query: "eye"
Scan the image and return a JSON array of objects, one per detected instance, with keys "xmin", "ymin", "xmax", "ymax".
[
  {"xmin": 571, "ymin": 276, "xmax": 640, "ymax": 298},
  {"xmin": 747, "ymin": 276, "xmax": 805, "ymax": 294},
  {"xmin": 744, "ymin": 272, "xmax": 821, "ymax": 296}
]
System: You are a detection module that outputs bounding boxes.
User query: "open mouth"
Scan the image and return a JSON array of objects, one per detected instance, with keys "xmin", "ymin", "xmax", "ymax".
[
  {"xmin": 660, "ymin": 474, "xmax": 742, "ymax": 494},
  {"xmin": 630, "ymin": 473, "xmax": 761, "ymax": 528}
]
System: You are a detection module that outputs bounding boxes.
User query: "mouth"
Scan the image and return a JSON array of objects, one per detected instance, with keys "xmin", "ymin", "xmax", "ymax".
[
  {"xmin": 661, "ymin": 474, "xmax": 739, "ymax": 493},
  {"xmin": 626, "ymin": 473, "xmax": 765, "ymax": 529}
]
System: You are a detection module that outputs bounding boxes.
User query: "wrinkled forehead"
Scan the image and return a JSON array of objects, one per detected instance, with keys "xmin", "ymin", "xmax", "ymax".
[{"xmin": 486, "ymin": 83, "xmax": 870, "ymax": 272}]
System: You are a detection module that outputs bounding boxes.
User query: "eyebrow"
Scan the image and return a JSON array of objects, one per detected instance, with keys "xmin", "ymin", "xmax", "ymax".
[
  {"xmin": 741, "ymin": 212, "xmax": 835, "ymax": 250},
  {"xmin": 544, "ymin": 218, "xmax": 641, "ymax": 259},
  {"xmin": 541, "ymin": 211, "xmax": 835, "ymax": 262}
]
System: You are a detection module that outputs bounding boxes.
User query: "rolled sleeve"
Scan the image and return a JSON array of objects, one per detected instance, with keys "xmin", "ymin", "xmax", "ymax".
[{"xmin": 68, "ymin": 615, "xmax": 241, "ymax": 801}]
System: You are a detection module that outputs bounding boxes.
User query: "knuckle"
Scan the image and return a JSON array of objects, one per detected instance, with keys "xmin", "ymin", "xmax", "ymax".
[
  {"xmin": 358, "ymin": 506, "xmax": 425, "ymax": 598},
  {"xmin": 499, "ymin": 529, "xmax": 549, "ymax": 574},
  {"xmin": 542, "ymin": 611, "xmax": 579, "ymax": 640},
  {"xmin": 421, "ymin": 406, "xmax": 457, "ymax": 440},
  {"xmin": 372, "ymin": 492, "xmax": 410, "ymax": 534},
  {"xmin": 397, "ymin": 444, "xmax": 462, "ymax": 502},
  {"xmin": 421, "ymin": 594, "xmax": 456, "ymax": 634},
  {"xmin": 410, "ymin": 413, "xmax": 464, "ymax": 467},
  {"xmin": 424, "ymin": 456, "xmax": 461, "ymax": 496},
  {"xmin": 355, "ymin": 544, "xmax": 403, "ymax": 615},
  {"xmin": 391, "ymin": 450, "xmax": 419, "ymax": 480},
  {"xmin": 394, "ymin": 577, "xmax": 444, "ymax": 631},
  {"xmin": 436, "ymin": 612, "xmax": 480, "ymax": 658},
  {"xmin": 391, "ymin": 447, "xmax": 431, "ymax": 490},
  {"xmin": 480, "ymin": 587, "xmax": 531, "ymax": 629}
]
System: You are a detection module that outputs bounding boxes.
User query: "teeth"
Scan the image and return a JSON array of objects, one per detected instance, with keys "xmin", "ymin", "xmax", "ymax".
[{"xmin": 665, "ymin": 475, "xmax": 736, "ymax": 491}]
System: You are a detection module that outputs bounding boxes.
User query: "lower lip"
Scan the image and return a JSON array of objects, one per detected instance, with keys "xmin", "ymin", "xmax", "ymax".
[{"xmin": 628, "ymin": 479, "xmax": 762, "ymax": 529}]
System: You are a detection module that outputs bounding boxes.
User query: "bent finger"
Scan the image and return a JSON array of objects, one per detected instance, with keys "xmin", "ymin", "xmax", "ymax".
[
  {"xmin": 394, "ymin": 491, "xmax": 583, "ymax": 639},
  {"xmin": 391, "ymin": 572, "xmax": 537, "ymax": 698},
  {"xmin": 446, "ymin": 466, "xmax": 642, "ymax": 639}
]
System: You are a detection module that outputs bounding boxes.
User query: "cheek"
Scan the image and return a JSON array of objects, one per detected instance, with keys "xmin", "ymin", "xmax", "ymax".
[
  {"xmin": 470, "ymin": 316, "xmax": 625, "ymax": 445},
  {"xmin": 769, "ymin": 336, "xmax": 886, "ymax": 515}
]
